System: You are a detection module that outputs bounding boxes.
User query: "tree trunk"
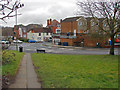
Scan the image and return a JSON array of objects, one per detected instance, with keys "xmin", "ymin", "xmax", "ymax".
[{"xmin": 110, "ymin": 34, "xmax": 114, "ymax": 55}]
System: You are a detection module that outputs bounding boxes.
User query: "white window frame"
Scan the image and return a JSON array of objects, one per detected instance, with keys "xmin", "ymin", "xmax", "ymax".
[
  {"xmin": 24, "ymin": 34, "xmax": 26, "ymax": 38},
  {"xmin": 56, "ymin": 29, "xmax": 61, "ymax": 34},
  {"xmin": 74, "ymin": 29, "xmax": 76, "ymax": 36},
  {"xmin": 24, "ymin": 30, "xmax": 26, "ymax": 33},
  {"xmin": 78, "ymin": 21, "xmax": 82, "ymax": 26}
]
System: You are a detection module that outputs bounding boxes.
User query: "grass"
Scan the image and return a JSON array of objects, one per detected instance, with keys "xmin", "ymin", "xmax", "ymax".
[
  {"xmin": 31, "ymin": 53, "xmax": 118, "ymax": 88},
  {"xmin": 2, "ymin": 50, "xmax": 24, "ymax": 76}
]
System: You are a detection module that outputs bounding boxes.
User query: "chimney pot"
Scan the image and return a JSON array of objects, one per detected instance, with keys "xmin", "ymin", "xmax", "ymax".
[
  {"xmin": 50, "ymin": 19, "xmax": 52, "ymax": 25},
  {"xmin": 47, "ymin": 19, "xmax": 50, "ymax": 26},
  {"xmin": 60, "ymin": 19, "xmax": 62, "ymax": 23}
]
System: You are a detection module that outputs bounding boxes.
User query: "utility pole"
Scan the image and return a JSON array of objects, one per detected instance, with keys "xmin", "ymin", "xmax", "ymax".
[
  {"xmin": 15, "ymin": 8, "xmax": 18, "ymax": 51},
  {"xmin": 118, "ymin": 1, "xmax": 120, "ymax": 19}
]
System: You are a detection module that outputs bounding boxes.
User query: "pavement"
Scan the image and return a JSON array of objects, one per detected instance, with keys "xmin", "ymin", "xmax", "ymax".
[{"xmin": 9, "ymin": 53, "xmax": 41, "ymax": 88}]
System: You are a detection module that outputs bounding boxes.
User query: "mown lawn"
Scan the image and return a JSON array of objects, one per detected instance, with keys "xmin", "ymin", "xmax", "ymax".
[
  {"xmin": 2, "ymin": 50, "xmax": 24, "ymax": 76},
  {"xmin": 31, "ymin": 53, "xmax": 118, "ymax": 88}
]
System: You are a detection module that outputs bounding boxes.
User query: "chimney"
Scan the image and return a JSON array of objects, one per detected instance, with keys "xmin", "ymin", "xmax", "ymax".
[
  {"xmin": 47, "ymin": 19, "xmax": 49, "ymax": 26},
  {"xmin": 50, "ymin": 19, "xmax": 52, "ymax": 25},
  {"xmin": 60, "ymin": 19, "xmax": 62, "ymax": 23}
]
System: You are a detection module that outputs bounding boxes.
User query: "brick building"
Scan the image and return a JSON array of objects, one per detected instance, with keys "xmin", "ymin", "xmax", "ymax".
[
  {"xmin": 13, "ymin": 24, "xmax": 43, "ymax": 39},
  {"xmin": 47, "ymin": 19, "xmax": 61, "ymax": 44},
  {"xmin": 60, "ymin": 16, "xmax": 109, "ymax": 47}
]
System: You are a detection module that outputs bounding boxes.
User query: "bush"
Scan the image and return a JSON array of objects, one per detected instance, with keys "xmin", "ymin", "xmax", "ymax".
[{"xmin": 2, "ymin": 50, "xmax": 16, "ymax": 65}]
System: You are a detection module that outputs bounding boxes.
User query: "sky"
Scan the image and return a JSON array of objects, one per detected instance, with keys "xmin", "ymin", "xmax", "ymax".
[{"xmin": 1, "ymin": 0, "xmax": 78, "ymax": 27}]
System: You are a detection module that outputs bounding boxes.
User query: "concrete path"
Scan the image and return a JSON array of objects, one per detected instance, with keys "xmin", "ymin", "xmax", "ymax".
[{"xmin": 9, "ymin": 53, "xmax": 41, "ymax": 88}]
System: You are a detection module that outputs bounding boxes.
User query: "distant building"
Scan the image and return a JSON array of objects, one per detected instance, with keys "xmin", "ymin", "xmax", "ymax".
[
  {"xmin": 47, "ymin": 19, "xmax": 61, "ymax": 44},
  {"xmin": 27, "ymin": 27, "xmax": 52, "ymax": 42},
  {"xmin": 13, "ymin": 24, "xmax": 43, "ymax": 39}
]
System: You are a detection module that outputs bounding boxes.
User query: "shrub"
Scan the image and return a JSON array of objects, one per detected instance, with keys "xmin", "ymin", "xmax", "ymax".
[{"xmin": 2, "ymin": 50, "xmax": 16, "ymax": 65}]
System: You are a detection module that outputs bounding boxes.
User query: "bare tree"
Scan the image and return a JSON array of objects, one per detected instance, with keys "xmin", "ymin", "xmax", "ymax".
[
  {"xmin": 0, "ymin": 0, "xmax": 24, "ymax": 22},
  {"xmin": 77, "ymin": 0, "xmax": 120, "ymax": 55}
]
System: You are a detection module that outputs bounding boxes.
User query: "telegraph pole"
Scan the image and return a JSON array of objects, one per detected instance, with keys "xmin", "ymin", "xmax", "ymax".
[{"xmin": 15, "ymin": 8, "xmax": 18, "ymax": 51}]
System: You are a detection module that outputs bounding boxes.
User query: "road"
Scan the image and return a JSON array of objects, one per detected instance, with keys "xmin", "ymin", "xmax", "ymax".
[{"xmin": 8, "ymin": 42, "xmax": 119, "ymax": 55}]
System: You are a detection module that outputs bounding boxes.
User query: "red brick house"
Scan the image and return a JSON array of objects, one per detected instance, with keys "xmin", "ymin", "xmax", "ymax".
[
  {"xmin": 47, "ymin": 19, "xmax": 61, "ymax": 44},
  {"xmin": 60, "ymin": 16, "xmax": 108, "ymax": 47},
  {"xmin": 14, "ymin": 25, "xmax": 28, "ymax": 39}
]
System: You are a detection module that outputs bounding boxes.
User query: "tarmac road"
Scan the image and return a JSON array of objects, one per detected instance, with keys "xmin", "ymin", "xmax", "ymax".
[{"xmin": 8, "ymin": 42, "xmax": 119, "ymax": 55}]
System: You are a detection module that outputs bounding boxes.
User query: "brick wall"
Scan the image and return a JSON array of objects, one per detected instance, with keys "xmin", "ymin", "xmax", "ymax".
[
  {"xmin": 83, "ymin": 35, "xmax": 108, "ymax": 47},
  {"xmin": 61, "ymin": 38, "xmax": 77, "ymax": 46},
  {"xmin": 61, "ymin": 21, "xmax": 78, "ymax": 33}
]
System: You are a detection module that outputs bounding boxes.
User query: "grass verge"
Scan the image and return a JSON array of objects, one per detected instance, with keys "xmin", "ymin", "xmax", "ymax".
[
  {"xmin": 2, "ymin": 50, "xmax": 24, "ymax": 76},
  {"xmin": 31, "ymin": 53, "xmax": 118, "ymax": 88}
]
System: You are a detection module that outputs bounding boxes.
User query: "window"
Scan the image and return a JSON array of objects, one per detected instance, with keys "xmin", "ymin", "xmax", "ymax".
[
  {"xmin": 78, "ymin": 30, "xmax": 80, "ymax": 33},
  {"xmin": 78, "ymin": 22, "xmax": 82, "ymax": 26},
  {"xmin": 39, "ymin": 33, "xmax": 41, "ymax": 36},
  {"xmin": 87, "ymin": 30, "xmax": 89, "ymax": 33},
  {"xmin": 56, "ymin": 29, "xmax": 61, "ymax": 33},
  {"xmin": 24, "ymin": 35, "xmax": 26, "ymax": 37},
  {"xmin": 24, "ymin": 30, "xmax": 26, "ymax": 33},
  {"xmin": 104, "ymin": 23, "xmax": 106, "ymax": 26},
  {"xmin": 37, "ymin": 37, "xmax": 41, "ymax": 41},
  {"xmin": 67, "ymin": 32, "xmax": 69, "ymax": 36},
  {"xmin": 57, "ymin": 24, "xmax": 61, "ymax": 27},
  {"xmin": 104, "ymin": 22, "xmax": 109, "ymax": 27},
  {"xmin": 74, "ymin": 30, "xmax": 76, "ymax": 36},
  {"xmin": 91, "ymin": 22, "xmax": 95, "ymax": 26}
]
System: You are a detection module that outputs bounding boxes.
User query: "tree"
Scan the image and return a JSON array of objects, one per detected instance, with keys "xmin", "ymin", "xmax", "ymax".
[
  {"xmin": 77, "ymin": 0, "xmax": 120, "ymax": 55},
  {"xmin": 0, "ymin": 0, "xmax": 24, "ymax": 22}
]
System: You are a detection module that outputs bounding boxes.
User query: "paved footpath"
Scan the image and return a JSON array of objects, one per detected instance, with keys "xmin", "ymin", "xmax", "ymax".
[{"xmin": 9, "ymin": 53, "xmax": 41, "ymax": 88}]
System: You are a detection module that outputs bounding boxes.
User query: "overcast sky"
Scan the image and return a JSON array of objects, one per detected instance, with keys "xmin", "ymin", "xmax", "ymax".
[{"xmin": 2, "ymin": 0, "xmax": 78, "ymax": 27}]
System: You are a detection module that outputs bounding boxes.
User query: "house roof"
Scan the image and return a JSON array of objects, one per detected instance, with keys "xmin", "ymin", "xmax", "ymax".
[
  {"xmin": 28, "ymin": 27, "xmax": 52, "ymax": 33},
  {"xmin": 62, "ymin": 16, "xmax": 82, "ymax": 22},
  {"xmin": 62, "ymin": 16, "xmax": 106, "ymax": 23},
  {"xmin": 52, "ymin": 19, "xmax": 60, "ymax": 24}
]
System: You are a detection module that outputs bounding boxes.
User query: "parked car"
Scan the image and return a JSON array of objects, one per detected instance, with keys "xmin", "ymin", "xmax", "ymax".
[
  {"xmin": 13, "ymin": 40, "xmax": 23, "ymax": 43},
  {"xmin": 1, "ymin": 40, "xmax": 9, "ymax": 44},
  {"xmin": 28, "ymin": 40, "xmax": 36, "ymax": 43}
]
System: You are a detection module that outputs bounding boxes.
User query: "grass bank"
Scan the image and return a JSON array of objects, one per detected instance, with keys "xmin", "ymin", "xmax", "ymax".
[
  {"xmin": 2, "ymin": 50, "xmax": 24, "ymax": 76},
  {"xmin": 31, "ymin": 53, "xmax": 118, "ymax": 88}
]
